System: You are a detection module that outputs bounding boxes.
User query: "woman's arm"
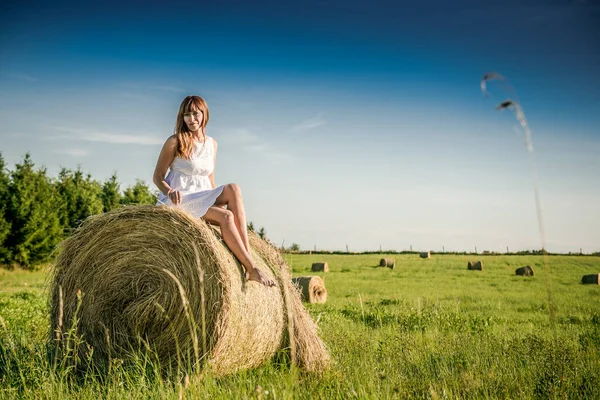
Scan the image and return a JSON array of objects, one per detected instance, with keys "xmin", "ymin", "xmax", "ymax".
[
  {"xmin": 209, "ymin": 138, "xmax": 218, "ymax": 189},
  {"xmin": 153, "ymin": 135, "xmax": 178, "ymax": 195}
]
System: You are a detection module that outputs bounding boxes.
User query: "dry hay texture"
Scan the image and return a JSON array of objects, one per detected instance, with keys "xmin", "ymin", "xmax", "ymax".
[
  {"xmin": 379, "ymin": 258, "xmax": 395, "ymax": 269},
  {"xmin": 49, "ymin": 205, "xmax": 329, "ymax": 376},
  {"xmin": 419, "ymin": 252, "xmax": 430, "ymax": 259},
  {"xmin": 516, "ymin": 265, "xmax": 534, "ymax": 276},
  {"xmin": 292, "ymin": 276, "xmax": 327, "ymax": 304},
  {"xmin": 581, "ymin": 274, "xmax": 600, "ymax": 285},
  {"xmin": 311, "ymin": 262, "xmax": 329, "ymax": 272},
  {"xmin": 467, "ymin": 261, "xmax": 483, "ymax": 271}
]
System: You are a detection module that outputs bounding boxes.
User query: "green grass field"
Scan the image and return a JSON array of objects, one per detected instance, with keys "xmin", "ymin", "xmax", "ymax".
[{"xmin": 1, "ymin": 254, "xmax": 599, "ymax": 399}]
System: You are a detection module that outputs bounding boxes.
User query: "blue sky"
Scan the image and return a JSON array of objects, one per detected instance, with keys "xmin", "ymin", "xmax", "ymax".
[{"xmin": 1, "ymin": 0, "xmax": 599, "ymax": 253}]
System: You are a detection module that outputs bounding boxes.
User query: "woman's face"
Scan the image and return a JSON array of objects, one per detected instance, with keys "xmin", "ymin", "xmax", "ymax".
[{"xmin": 183, "ymin": 107, "xmax": 204, "ymax": 132}]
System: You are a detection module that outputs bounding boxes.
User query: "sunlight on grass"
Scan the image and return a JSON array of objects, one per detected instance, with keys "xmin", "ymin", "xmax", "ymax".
[{"xmin": 1, "ymin": 254, "xmax": 599, "ymax": 398}]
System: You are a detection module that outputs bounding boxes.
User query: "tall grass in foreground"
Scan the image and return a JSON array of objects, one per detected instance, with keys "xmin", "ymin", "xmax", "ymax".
[{"xmin": 1, "ymin": 254, "xmax": 600, "ymax": 399}]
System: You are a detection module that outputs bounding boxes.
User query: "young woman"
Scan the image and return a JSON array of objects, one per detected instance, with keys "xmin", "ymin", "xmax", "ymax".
[{"xmin": 153, "ymin": 95, "xmax": 274, "ymax": 287}]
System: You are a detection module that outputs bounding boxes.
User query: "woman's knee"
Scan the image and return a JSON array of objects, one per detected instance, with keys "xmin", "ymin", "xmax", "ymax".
[
  {"xmin": 219, "ymin": 209, "xmax": 235, "ymax": 226},
  {"xmin": 226, "ymin": 183, "xmax": 242, "ymax": 200}
]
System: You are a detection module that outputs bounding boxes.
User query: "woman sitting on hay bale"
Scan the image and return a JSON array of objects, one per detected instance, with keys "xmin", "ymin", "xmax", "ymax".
[{"xmin": 153, "ymin": 95, "xmax": 274, "ymax": 287}]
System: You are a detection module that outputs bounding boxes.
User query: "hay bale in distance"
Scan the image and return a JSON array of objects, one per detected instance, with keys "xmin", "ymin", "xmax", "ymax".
[
  {"xmin": 581, "ymin": 274, "xmax": 600, "ymax": 285},
  {"xmin": 516, "ymin": 265, "xmax": 534, "ymax": 276},
  {"xmin": 419, "ymin": 251, "xmax": 430, "ymax": 259},
  {"xmin": 311, "ymin": 262, "xmax": 329, "ymax": 272},
  {"xmin": 292, "ymin": 276, "xmax": 327, "ymax": 304},
  {"xmin": 468, "ymin": 260, "xmax": 483, "ymax": 270},
  {"xmin": 50, "ymin": 205, "xmax": 329, "ymax": 376},
  {"xmin": 379, "ymin": 258, "xmax": 395, "ymax": 269}
]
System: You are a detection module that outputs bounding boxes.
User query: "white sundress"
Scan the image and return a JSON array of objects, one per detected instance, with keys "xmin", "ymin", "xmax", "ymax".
[{"xmin": 156, "ymin": 136, "xmax": 225, "ymax": 218}]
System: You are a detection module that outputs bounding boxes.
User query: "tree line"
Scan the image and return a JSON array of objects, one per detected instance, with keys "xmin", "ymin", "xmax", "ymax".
[
  {"xmin": 0, "ymin": 153, "xmax": 274, "ymax": 269},
  {"xmin": 0, "ymin": 153, "xmax": 157, "ymax": 268}
]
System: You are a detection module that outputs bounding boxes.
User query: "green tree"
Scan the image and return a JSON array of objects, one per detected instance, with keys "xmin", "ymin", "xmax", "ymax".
[
  {"xmin": 258, "ymin": 226, "xmax": 266, "ymax": 239},
  {"xmin": 289, "ymin": 242, "xmax": 300, "ymax": 251},
  {"xmin": 247, "ymin": 221, "xmax": 255, "ymax": 232},
  {"xmin": 56, "ymin": 167, "xmax": 103, "ymax": 231},
  {"xmin": 0, "ymin": 154, "xmax": 12, "ymax": 263},
  {"xmin": 101, "ymin": 172, "xmax": 121, "ymax": 212},
  {"xmin": 121, "ymin": 180, "xmax": 157, "ymax": 205},
  {"xmin": 4, "ymin": 154, "xmax": 63, "ymax": 267}
]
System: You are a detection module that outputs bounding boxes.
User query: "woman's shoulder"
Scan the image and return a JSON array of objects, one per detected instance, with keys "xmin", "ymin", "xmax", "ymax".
[
  {"xmin": 207, "ymin": 136, "xmax": 217, "ymax": 147},
  {"xmin": 164, "ymin": 135, "xmax": 177, "ymax": 146},
  {"xmin": 159, "ymin": 135, "xmax": 177, "ymax": 154}
]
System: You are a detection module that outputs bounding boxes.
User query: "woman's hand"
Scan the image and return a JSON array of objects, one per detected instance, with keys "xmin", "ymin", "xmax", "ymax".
[
  {"xmin": 246, "ymin": 267, "xmax": 275, "ymax": 287},
  {"xmin": 168, "ymin": 189, "xmax": 181, "ymax": 205}
]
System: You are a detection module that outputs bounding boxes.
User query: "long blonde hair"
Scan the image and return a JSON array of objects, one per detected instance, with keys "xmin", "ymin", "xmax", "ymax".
[{"xmin": 174, "ymin": 95, "xmax": 210, "ymax": 159}]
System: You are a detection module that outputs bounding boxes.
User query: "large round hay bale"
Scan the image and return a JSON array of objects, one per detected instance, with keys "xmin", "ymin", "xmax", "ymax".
[
  {"xmin": 292, "ymin": 276, "xmax": 327, "ymax": 304},
  {"xmin": 581, "ymin": 274, "xmax": 600, "ymax": 285},
  {"xmin": 247, "ymin": 234, "xmax": 330, "ymax": 372},
  {"xmin": 419, "ymin": 251, "xmax": 430, "ymax": 259},
  {"xmin": 311, "ymin": 262, "xmax": 329, "ymax": 272},
  {"xmin": 468, "ymin": 260, "xmax": 483, "ymax": 270},
  {"xmin": 516, "ymin": 265, "xmax": 534, "ymax": 276},
  {"xmin": 49, "ymin": 205, "xmax": 329, "ymax": 375},
  {"xmin": 379, "ymin": 258, "xmax": 395, "ymax": 269}
]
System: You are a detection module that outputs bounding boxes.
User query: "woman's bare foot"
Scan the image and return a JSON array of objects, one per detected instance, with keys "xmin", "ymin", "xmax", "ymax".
[{"xmin": 246, "ymin": 267, "xmax": 275, "ymax": 287}]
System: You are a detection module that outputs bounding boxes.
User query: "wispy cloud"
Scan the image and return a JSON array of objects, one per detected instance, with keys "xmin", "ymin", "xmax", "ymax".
[
  {"xmin": 219, "ymin": 128, "xmax": 261, "ymax": 145},
  {"xmin": 53, "ymin": 148, "xmax": 90, "ymax": 157},
  {"xmin": 249, "ymin": 144, "xmax": 293, "ymax": 164},
  {"xmin": 112, "ymin": 83, "xmax": 185, "ymax": 102},
  {"xmin": 290, "ymin": 114, "xmax": 325, "ymax": 132},
  {"xmin": 219, "ymin": 128, "xmax": 293, "ymax": 164},
  {"xmin": 245, "ymin": 144, "xmax": 293, "ymax": 164},
  {"xmin": 246, "ymin": 143, "xmax": 269, "ymax": 152},
  {"xmin": 48, "ymin": 125, "xmax": 163, "ymax": 145},
  {"xmin": 262, "ymin": 151, "xmax": 294, "ymax": 164},
  {"xmin": 8, "ymin": 132, "xmax": 28, "ymax": 138},
  {"xmin": 12, "ymin": 73, "xmax": 38, "ymax": 82}
]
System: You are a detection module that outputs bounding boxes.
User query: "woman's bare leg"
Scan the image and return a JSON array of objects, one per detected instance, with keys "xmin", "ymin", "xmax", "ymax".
[
  {"xmin": 203, "ymin": 206, "xmax": 274, "ymax": 287},
  {"xmin": 213, "ymin": 184, "xmax": 250, "ymax": 252}
]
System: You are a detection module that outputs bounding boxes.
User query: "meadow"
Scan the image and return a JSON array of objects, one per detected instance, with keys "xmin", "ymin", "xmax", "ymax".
[{"xmin": 1, "ymin": 254, "xmax": 599, "ymax": 399}]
